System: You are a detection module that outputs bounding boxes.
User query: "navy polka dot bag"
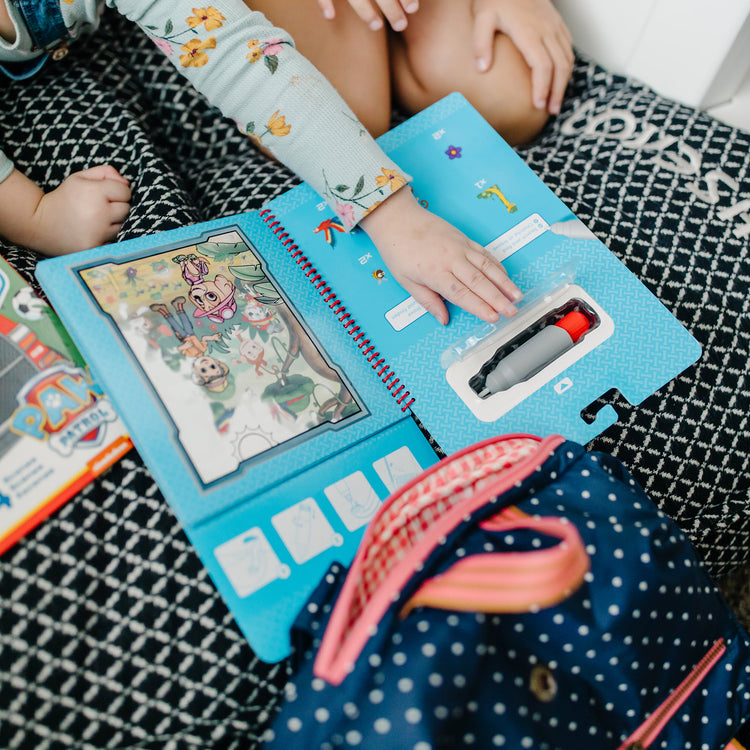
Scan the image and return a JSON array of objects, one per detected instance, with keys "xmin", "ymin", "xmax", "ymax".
[{"xmin": 265, "ymin": 435, "xmax": 750, "ymax": 749}]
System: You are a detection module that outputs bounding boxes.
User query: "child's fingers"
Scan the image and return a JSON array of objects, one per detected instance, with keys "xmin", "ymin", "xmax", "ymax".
[
  {"xmin": 523, "ymin": 39, "xmax": 555, "ymax": 111},
  {"xmin": 317, "ymin": 0, "xmax": 336, "ymax": 19},
  {"xmin": 108, "ymin": 198, "xmax": 131, "ymax": 225},
  {"xmin": 78, "ymin": 164, "xmax": 130, "ymax": 184},
  {"xmin": 545, "ymin": 32, "xmax": 574, "ymax": 113},
  {"xmin": 388, "ymin": 0, "xmax": 420, "ymax": 28},
  {"xmin": 101, "ymin": 178, "xmax": 133, "ymax": 204},
  {"xmin": 403, "ymin": 281, "xmax": 450, "ymax": 326},
  {"xmin": 437, "ymin": 274, "xmax": 505, "ymax": 324},
  {"xmin": 472, "ymin": 10, "xmax": 496, "ymax": 72},
  {"xmin": 344, "ymin": 0, "xmax": 385, "ymax": 29},
  {"xmin": 450, "ymin": 264, "xmax": 517, "ymax": 321},
  {"xmin": 416, "ymin": 262, "xmax": 515, "ymax": 325},
  {"xmin": 347, "ymin": 0, "xmax": 415, "ymax": 31},
  {"xmin": 465, "ymin": 247, "xmax": 522, "ymax": 311},
  {"xmin": 516, "ymin": 24, "xmax": 573, "ymax": 112},
  {"xmin": 371, "ymin": 0, "xmax": 417, "ymax": 31}
]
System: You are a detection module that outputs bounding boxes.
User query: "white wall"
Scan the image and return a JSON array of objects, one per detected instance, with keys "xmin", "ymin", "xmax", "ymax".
[
  {"xmin": 555, "ymin": 0, "xmax": 750, "ymax": 115},
  {"xmin": 553, "ymin": 0, "xmax": 657, "ymax": 73}
]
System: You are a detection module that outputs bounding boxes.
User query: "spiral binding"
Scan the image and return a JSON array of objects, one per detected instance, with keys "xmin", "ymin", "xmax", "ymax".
[{"xmin": 260, "ymin": 209, "xmax": 415, "ymax": 411}]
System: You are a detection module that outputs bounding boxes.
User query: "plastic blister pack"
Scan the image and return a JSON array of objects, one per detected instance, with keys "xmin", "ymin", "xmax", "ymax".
[{"xmin": 442, "ymin": 262, "xmax": 615, "ymax": 422}]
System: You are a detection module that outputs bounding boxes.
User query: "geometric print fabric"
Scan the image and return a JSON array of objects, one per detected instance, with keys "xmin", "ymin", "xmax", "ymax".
[{"xmin": 1, "ymin": 10, "xmax": 748, "ymax": 747}]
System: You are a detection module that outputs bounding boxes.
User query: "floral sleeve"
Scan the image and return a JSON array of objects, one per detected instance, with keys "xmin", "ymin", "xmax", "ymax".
[
  {"xmin": 107, "ymin": 0, "xmax": 410, "ymax": 228},
  {"xmin": 0, "ymin": 149, "xmax": 13, "ymax": 184}
]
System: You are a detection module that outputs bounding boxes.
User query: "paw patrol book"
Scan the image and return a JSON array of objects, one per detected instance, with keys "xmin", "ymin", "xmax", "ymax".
[
  {"xmin": 35, "ymin": 94, "xmax": 700, "ymax": 662},
  {"xmin": 0, "ymin": 257, "xmax": 132, "ymax": 556}
]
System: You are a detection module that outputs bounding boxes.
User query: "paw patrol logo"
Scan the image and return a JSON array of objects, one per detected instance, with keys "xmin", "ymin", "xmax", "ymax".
[
  {"xmin": 0, "ymin": 267, "xmax": 8, "ymax": 308},
  {"xmin": 10, "ymin": 364, "xmax": 119, "ymax": 456}
]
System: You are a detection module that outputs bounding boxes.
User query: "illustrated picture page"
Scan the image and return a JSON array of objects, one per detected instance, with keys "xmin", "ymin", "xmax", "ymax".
[{"xmin": 78, "ymin": 231, "xmax": 364, "ymax": 484}]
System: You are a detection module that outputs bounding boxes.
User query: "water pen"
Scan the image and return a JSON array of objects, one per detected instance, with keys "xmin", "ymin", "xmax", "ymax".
[{"xmin": 478, "ymin": 310, "xmax": 590, "ymax": 397}]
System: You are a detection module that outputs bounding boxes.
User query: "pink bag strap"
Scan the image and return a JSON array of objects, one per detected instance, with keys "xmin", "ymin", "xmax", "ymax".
[
  {"xmin": 399, "ymin": 506, "xmax": 589, "ymax": 618},
  {"xmin": 314, "ymin": 434, "xmax": 567, "ymax": 685}
]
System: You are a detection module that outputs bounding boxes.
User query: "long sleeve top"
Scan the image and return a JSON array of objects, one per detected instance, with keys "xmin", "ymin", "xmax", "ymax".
[{"xmin": 0, "ymin": 0, "xmax": 409, "ymax": 228}]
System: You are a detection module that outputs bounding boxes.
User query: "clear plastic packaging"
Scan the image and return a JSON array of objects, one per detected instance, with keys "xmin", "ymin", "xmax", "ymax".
[{"xmin": 441, "ymin": 262, "xmax": 615, "ymax": 422}]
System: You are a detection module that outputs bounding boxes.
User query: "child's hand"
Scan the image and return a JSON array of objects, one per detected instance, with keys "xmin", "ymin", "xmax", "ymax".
[
  {"xmin": 472, "ymin": 0, "xmax": 574, "ymax": 114},
  {"xmin": 360, "ymin": 187, "xmax": 521, "ymax": 325},
  {"xmin": 317, "ymin": 0, "xmax": 419, "ymax": 32},
  {"xmin": 28, "ymin": 165, "xmax": 131, "ymax": 255}
]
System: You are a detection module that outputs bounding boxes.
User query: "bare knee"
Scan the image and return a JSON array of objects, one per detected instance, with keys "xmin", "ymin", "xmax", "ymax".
[
  {"xmin": 250, "ymin": 0, "xmax": 392, "ymax": 138},
  {"xmin": 348, "ymin": 91, "xmax": 393, "ymax": 138},
  {"xmin": 392, "ymin": 29, "xmax": 549, "ymax": 146},
  {"xmin": 469, "ymin": 37, "xmax": 551, "ymax": 145}
]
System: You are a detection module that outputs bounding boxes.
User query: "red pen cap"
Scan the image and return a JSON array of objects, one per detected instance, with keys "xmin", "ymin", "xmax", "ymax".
[{"xmin": 554, "ymin": 310, "xmax": 590, "ymax": 343}]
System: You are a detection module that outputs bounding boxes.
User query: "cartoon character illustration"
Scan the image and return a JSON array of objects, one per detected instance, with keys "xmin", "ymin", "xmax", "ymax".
[
  {"xmin": 192, "ymin": 355, "xmax": 232, "ymax": 394},
  {"xmin": 172, "ymin": 252, "xmax": 238, "ymax": 323},
  {"xmin": 478, "ymin": 183, "xmax": 518, "ymax": 213},
  {"xmin": 150, "ymin": 297, "xmax": 223, "ymax": 357},
  {"xmin": 235, "ymin": 332, "xmax": 279, "ymax": 377},
  {"xmin": 80, "ymin": 234, "xmax": 364, "ymax": 483},
  {"xmin": 189, "ymin": 274, "xmax": 237, "ymax": 323},
  {"xmin": 314, "ymin": 218, "xmax": 346, "ymax": 245},
  {"xmin": 243, "ymin": 298, "xmax": 283, "ymax": 334},
  {"xmin": 150, "ymin": 297, "xmax": 191, "ymax": 339},
  {"xmin": 235, "ymin": 301, "xmax": 357, "ymax": 423},
  {"xmin": 122, "ymin": 307, "xmax": 184, "ymax": 371},
  {"xmin": 192, "ymin": 355, "xmax": 235, "ymax": 431},
  {"xmin": 174, "ymin": 253, "xmax": 209, "ymax": 285}
]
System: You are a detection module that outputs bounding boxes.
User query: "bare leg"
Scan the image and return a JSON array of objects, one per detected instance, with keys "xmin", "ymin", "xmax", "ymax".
[
  {"xmin": 248, "ymin": 0, "xmax": 393, "ymax": 137},
  {"xmin": 389, "ymin": 1, "xmax": 549, "ymax": 145}
]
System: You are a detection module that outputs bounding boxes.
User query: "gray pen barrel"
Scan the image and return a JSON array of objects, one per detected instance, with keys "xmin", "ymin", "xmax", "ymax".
[{"xmin": 484, "ymin": 325, "xmax": 574, "ymax": 393}]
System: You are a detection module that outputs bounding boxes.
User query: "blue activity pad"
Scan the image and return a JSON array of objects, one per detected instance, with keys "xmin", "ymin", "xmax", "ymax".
[{"xmin": 36, "ymin": 94, "xmax": 700, "ymax": 662}]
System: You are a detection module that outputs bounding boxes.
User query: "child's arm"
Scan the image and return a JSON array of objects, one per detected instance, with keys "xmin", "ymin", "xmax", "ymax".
[
  {"xmin": 316, "ymin": 0, "xmax": 419, "ymax": 31},
  {"xmin": 114, "ymin": 0, "xmax": 519, "ymax": 322},
  {"xmin": 0, "ymin": 165, "xmax": 131, "ymax": 256}
]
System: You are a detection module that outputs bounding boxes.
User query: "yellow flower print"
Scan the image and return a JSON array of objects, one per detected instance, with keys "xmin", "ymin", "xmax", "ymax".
[
  {"xmin": 323, "ymin": 167, "xmax": 411, "ymax": 222},
  {"xmin": 361, "ymin": 201, "xmax": 383, "ymax": 219},
  {"xmin": 247, "ymin": 40, "xmax": 262, "ymax": 63},
  {"xmin": 245, "ymin": 37, "xmax": 291, "ymax": 74},
  {"xmin": 375, "ymin": 168, "xmax": 407, "ymax": 192},
  {"xmin": 186, "ymin": 7, "xmax": 225, "ymax": 31},
  {"xmin": 267, "ymin": 110, "xmax": 291, "ymax": 137},
  {"xmin": 244, "ymin": 110, "xmax": 291, "ymax": 145},
  {"xmin": 180, "ymin": 36, "xmax": 217, "ymax": 68}
]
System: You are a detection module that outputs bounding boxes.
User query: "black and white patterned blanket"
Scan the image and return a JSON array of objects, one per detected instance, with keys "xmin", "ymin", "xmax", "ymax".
[{"xmin": 1, "ymin": 9, "xmax": 748, "ymax": 749}]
